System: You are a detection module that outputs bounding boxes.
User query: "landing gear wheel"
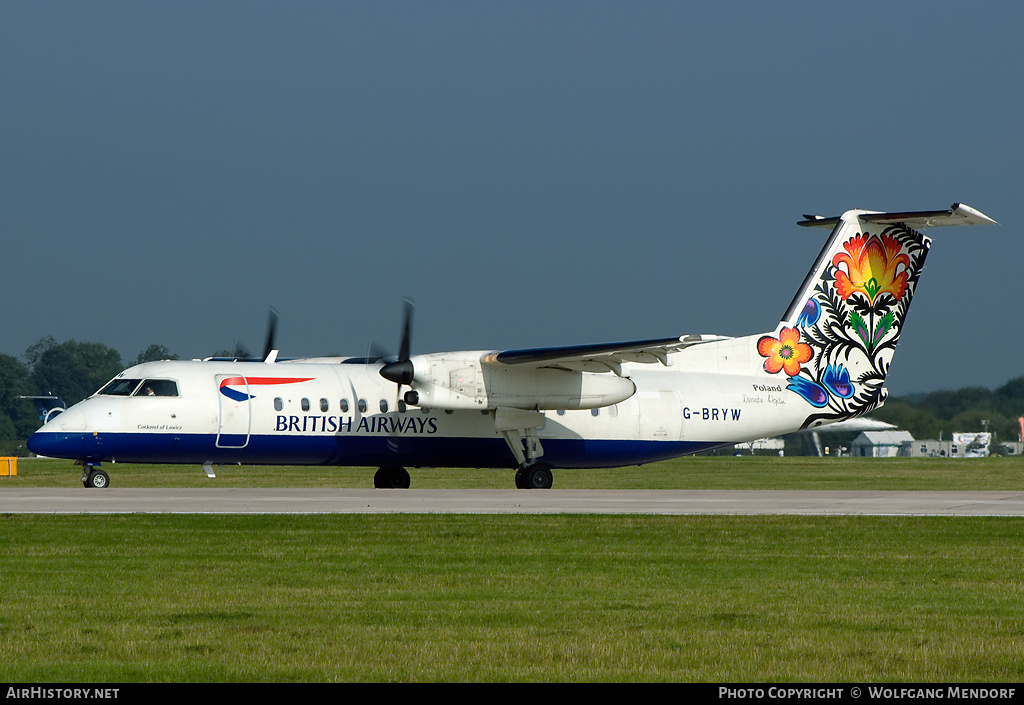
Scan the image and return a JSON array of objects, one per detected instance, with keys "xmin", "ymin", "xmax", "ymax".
[
  {"xmin": 374, "ymin": 466, "xmax": 411, "ymax": 489},
  {"xmin": 84, "ymin": 469, "xmax": 110, "ymax": 489},
  {"xmin": 515, "ymin": 463, "xmax": 553, "ymax": 490}
]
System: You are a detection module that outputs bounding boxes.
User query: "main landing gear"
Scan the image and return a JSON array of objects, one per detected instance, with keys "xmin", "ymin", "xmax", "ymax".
[
  {"xmin": 515, "ymin": 462, "xmax": 553, "ymax": 490},
  {"xmin": 374, "ymin": 466, "xmax": 411, "ymax": 489},
  {"xmin": 494, "ymin": 408, "xmax": 554, "ymax": 490}
]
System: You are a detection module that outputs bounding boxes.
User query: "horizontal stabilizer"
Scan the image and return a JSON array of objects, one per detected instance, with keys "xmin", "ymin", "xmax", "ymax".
[{"xmin": 798, "ymin": 203, "xmax": 997, "ymax": 229}]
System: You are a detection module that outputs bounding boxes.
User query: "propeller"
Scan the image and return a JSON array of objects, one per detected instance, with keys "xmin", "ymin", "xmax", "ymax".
[
  {"xmin": 363, "ymin": 341, "xmax": 389, "ymax": 364},
  {"xmin": 380, "ymin": 298, "xmax": 415, "ymax": 386},
  {"xmin": 378, "ymin": 298, "xmax": 416, "ymax": 460},
  {"xmin": 212, "ymin": 306, "xmax": 280, "ymax": 361},
  {"xmin": 262, "ymin": 307, "xmax": 280, "ymax": 361}
]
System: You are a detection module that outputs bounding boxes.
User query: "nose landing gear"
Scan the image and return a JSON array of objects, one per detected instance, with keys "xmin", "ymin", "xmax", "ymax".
[{"xmin": 81, "ymin": 464, "xmax": 110, "ymax": 488}]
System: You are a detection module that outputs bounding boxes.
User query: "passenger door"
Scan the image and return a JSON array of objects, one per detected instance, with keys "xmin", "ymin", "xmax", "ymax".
[{"xmin": 216, "ymin": 374, "xmax": 251, "ymax": 448}]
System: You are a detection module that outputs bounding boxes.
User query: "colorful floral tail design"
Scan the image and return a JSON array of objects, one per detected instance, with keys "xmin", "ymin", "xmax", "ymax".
[{"xmin": 757, "ymin": 204, "xmax": 995, "ymax": 429}]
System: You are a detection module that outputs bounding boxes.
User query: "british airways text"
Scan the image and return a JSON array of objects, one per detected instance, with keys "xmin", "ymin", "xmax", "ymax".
[{"xmin": 275, "ymin": 415, "xmax": 438, "ymax": 434}]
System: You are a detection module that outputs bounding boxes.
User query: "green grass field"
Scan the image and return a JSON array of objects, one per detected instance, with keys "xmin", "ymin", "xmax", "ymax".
[
  {"xmin": 7, "ymin": 454, "xmax": 1024, "ymax": 490},
  {"xmin": 1, "ymin": 456, "xmax": 1023, "ymax": 682}
]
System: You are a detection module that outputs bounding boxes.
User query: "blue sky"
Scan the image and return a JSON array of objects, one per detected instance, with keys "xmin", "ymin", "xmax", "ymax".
[{"xmin": 2, "ymin": 1, "xmax": 1020, "ymax": 394}]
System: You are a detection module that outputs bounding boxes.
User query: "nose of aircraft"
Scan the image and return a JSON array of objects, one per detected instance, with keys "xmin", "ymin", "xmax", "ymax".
[
  {"xmin": 26, "ymin": 408, "xmax": 88, "ymax": 458},
  {"xmin": 26, "ymin": 428, "xmax": 56, "ymax": 457},
  {"xmin": 26, "ymin": 426, "xmax": 59, "ymax": 457}
]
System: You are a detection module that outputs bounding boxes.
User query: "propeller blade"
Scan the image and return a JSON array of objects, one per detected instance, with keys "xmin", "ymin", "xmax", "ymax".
[
  {"xmin": 398, "ymin": 297, "xmax": 414, "ymax": 362},
  {"xmin": 365, "ymin": 340, "xmax": 389, "ymax": 363},
  {"xmin": 380, "ymin": 297, "xmax": 416, "ymax": 386},
  {"xmin": 263, "ymin": 307, "xmax": 280, "ymax": 360}
]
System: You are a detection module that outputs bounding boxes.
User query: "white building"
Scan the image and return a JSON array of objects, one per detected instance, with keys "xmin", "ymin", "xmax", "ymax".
[{"xmin": 850, "ymin": 431, "xmax": 915, "ymax": 457}]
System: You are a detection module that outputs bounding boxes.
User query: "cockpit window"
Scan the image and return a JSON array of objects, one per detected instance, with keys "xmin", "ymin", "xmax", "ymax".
[
  {"xmin": 133, "ymin": 379, "xmax": 179, "ymax": 397},
  {"xmin": 98, "ymin": 378, "xmax": 142, "ymax": 396}
]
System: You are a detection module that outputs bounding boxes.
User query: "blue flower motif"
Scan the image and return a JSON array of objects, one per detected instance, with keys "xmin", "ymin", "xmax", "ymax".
[
  {"xmin": 787, "ymin": 376, "xmax": 829, "ymax": 407},
  {"xmin": 797, "ymin": 298, "xmax": 820, "ymax": 328},
  {"xmin": 822, "ymin": 363, "xmax": 854, "ymax": 399}
]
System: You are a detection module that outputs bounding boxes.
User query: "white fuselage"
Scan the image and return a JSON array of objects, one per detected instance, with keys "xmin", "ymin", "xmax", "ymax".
[{"xmin": 27, "ymin": 332, "xmax": 807, "ymax": 470}]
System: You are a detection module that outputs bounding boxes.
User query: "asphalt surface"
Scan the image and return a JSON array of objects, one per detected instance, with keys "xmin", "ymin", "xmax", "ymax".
[{"xmin": 2, "ymin": 489, "xmax": 1024, "ymax": 515}]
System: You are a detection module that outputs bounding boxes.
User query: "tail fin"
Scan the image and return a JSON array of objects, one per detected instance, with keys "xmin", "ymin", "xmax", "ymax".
[
  {"xmin": 757, "ymin": 203, "xmax": 996, "ymax": 428},
  {"xmin": 18, "ymin": 395, "xmax": 67, "ymax": 425}
]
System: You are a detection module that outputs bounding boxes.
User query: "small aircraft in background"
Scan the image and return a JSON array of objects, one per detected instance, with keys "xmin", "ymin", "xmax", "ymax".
[
  {"xmin": 28, "ymin": 203, "xmax": 996, "ymax": 489},
  {"xmin": 19, "ymin": 395, "xmax": 67, "ymax": 425}
]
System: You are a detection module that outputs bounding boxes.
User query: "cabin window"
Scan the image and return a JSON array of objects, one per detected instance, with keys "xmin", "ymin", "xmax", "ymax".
[
  {"xmin": 380, "ymin": 400, "xmax": 389, "ymax": 413},
  {"xmin": 340, "ymin": 399, "xmax": 349, "ymax": 413},
  {"xmin": 134, "ymin": 380, "xmax": 179, "ymax": 397},
  {"xmin": 556, "ymin": 410, "xmax": 566, "ymax": 416},
  {"xmin": 98, "ymin": 379, "xmax": 142, "ymax": 396},
  {"xmin": 274, "ymin": 398, "xmax": 283, "ymax": 412},
  {"xmin": 591, "ymin": 408, "xmax": 600, "ymax": 417},
  {"xmin": 358, "ymin": 399, "xmax": 367, "ymax": 413},
  {"xmin": 301, "ymin": 398, "xmax": 310, "ymax": 412},
  {"xmin": 320, "ymin": 398, "xmax": 329, "ymax": 412},
  {"xmin": 398, "ymin": 400, "xmax": 407, "ymax": 413}
]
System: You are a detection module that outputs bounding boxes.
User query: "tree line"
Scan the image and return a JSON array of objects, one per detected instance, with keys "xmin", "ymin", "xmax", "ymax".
[{"xmin": 871, "ymin": 378, "xmax": 1024, "ymax": 449}]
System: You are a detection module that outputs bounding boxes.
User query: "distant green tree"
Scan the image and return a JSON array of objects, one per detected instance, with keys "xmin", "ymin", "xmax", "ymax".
[
  {"xmin": 994, "ymin": 377, "xmax": 1024, "ymax": 417},
  {"xmin": 949, "ymin": 409, "xmax": 995, "ymax": 435},
  {"xmin": 0, "ymin": 354, "xmax": 37, "ymax": 439},
  {"xmin": 872, "ymin": 400, "xmax": 943, "ymax": 440},
  {"xmin": 29, "ymin": 339, "xmax": 124, "ymax": 407},
  {"xmin": 23, "ymin": 335, "xmax": 57, "ymax": 368},
  {"xmin": 134, "ymin": 345, "xmax": 179, "ymax": 365},
  {"xmin": 917, "ymin": 386, "xmax": 994, "ymax": 420},
  {"xmin": 0, "ymin": 413, "xmax": 15, "ymax": 442}
]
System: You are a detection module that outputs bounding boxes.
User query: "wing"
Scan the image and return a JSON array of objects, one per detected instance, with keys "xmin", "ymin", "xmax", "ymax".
[{"xmin": 482, "ymin": 334, "xmax": 728, "ymax": 375}]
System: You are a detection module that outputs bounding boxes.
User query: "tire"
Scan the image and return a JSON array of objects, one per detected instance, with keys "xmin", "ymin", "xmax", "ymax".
[
  {"xmin": 86, "ymin": 470, "xmax": 110, "ymax": 489},
  {"xmin": 374, "ymin": 466, "xmax": 410, "ymax": 489},
  {"xmin": 522, "ymin": 464, "xmax": 553, "ymax": 490}
]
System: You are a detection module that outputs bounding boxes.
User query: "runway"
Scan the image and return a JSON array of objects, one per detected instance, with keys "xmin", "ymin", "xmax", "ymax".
[{"xmin": 2, "ymin": 488, "xmax": 1024, "ymax": 515}]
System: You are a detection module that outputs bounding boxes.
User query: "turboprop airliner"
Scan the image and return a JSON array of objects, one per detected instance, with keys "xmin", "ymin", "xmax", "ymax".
[{"xmin": 27, "ymin": 203, "xmax": 996, "ymax": 489}]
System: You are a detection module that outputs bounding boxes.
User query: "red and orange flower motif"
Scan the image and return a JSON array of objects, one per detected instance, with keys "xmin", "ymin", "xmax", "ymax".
[
  {"xmin": 832, "ymin": 233, "xmax": 910, "ymax": 304},
  {"xmin": 757, "ymin": 327, "xmax": 812, "ymax": 376}
]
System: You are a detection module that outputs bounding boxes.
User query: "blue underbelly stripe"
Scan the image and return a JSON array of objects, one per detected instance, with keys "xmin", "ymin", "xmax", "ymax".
[{"xmin": 27, "ymin": 431, "xmax": 726, "ymax": 468}]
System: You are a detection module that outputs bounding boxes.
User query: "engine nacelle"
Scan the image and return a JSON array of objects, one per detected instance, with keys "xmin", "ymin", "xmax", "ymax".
[{"xmin": 402, "ymin": 352, "xmax": 636, "ymax": 410}]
